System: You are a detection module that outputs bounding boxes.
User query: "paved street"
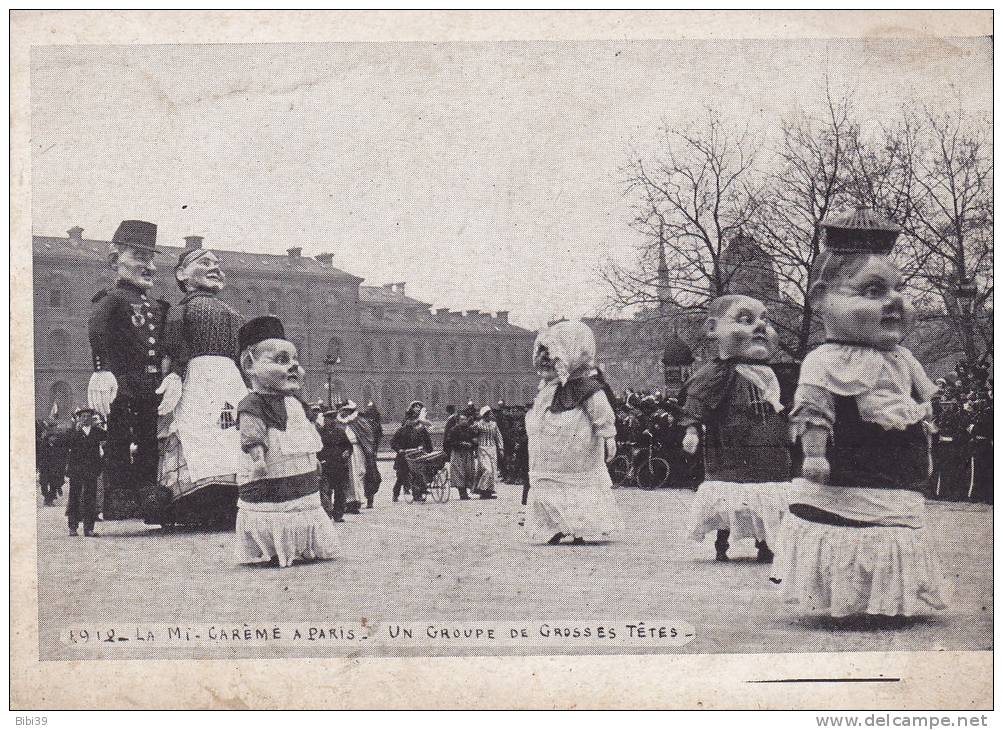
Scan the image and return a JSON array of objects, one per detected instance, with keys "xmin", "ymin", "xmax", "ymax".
[{"xmin": 36, "ymin": 462, "xmax": 992, "ymax": 660}]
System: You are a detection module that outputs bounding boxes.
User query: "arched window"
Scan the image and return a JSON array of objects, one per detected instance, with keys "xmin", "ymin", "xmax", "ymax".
[
  {"xmin": 463, "ymin": 382, "xmax": 473, "ymax": 404},
  {"xmin": 448, "ymin": 342, "xmax": 458, "ymax": 367},
  {"xmin": 465, "ymin": 342, "xmax": 474, "ymax": 368},
  {"xmin": 414, "ymin": 341, "xmax": 425, "ymax": 368},
  {"xmin": 481, "ymin": 345, "xmax": 491, "ymax": 366},
  {"xmin": 398, "ymin": 382, "xmax": 413, "ymax": 413},
  {"xmin": 447, "ymin": 381, "xmax": 459, "ymax": 406},
  {"xmin": 331, "ymin": 379, "xmax": 347, "ymax": 405},
  {"xmin": 397, "ymin": 340, "xmax": 408, "ymax": 368},
  {"xmin": 361, "ymin": 381, "xmax": 376, "ymax": 407},
  {"xmin": 430, "ymin": 382, "xmax": 441, "ymax": 412},
  {"xmin": 429, "ymin": 343, "xmax": 440, "ymax": 367},
  {"xmin": 363, "ymin": 341, "xmax": 375, "ymax": 366},
  {"xmin": 478, "ymin": 381, "xmax": 489, "ymax": 405},
  {"xmin": 327, "ymin": 336, "xmax": 343, "ymax": 364},
  {"xmin": 291, "ymin": 290, "xmax": 308, "ymax": 323},
  {"xmin": 382, "ymin": 381, "xmax": 394, "ymax": 416},
  {"xmin": 381, "ymin": 341, "xmax": 394, "ymax": 370},
  {"xmin": 49, "ymin": 288, "xmax": 63, "ymax": 308},
  {"xmin": 267, "ymin": 288, "xmax": 281, "ymax": 316},
  {"xmin": 326, "ymin": 292, "xmax": 342, "ymax": 318},
  {"xmin": 493, "ymin": 382, "xmax": 503, "ymax": 404},
  {"xmin": 238, "ymin": 285, "xmax": 260, "ymax": 318},
  {"xmin": 47, "ymin": 329, "xmax": 70, "ymax": 362},
  {"xmin": 415, "ymin": 381, "xmax": 428, "ymax": 407},
  {"xmin": 508, "ymin": 381, "xmax": 518, "ymax": 403},
  {"xmin": 48, "ymin": 381, "xmax": 73, "ymax": 419}
]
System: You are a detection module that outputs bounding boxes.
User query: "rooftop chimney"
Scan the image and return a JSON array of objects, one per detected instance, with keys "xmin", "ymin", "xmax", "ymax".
[
  {"xmin": 496, "ymin": 311, "xmax": 509, "ymax": 324},
  {"xmin": 396, "ymin": 282, "xmax": 406, "ymax": 297},
  {"xmin": 315, "ymin": 252, "xmax": 334, "ymax": 267},
  {"xmin": 183, "ymin": 235, "xmax": 204, "ymax": 250},
  {"xmin": 436, "ymin": 308, "xmax": 450, "ymax": 316},
  {"xmin": 286, "ymin": 246, "xmax": 302, "ymax": 258},
  {"xmin": 465, "ymin": 309, "xmax": 480, "ymax": 317},
  {"xmin": 67, "ymin": 226, "xmax": 84, "ymax": 241}
]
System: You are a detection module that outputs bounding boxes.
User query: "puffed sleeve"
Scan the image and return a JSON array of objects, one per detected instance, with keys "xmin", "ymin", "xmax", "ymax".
[
  {"xmin": 238, "ymin": 411, "xmax": 268, "ymax": 453},
  {"xmin": 583, "ymin": 391, "xmax": 617, "ymax": 439},
  {"xmin": 789, "ymin": 384, "xmax": 836, "ymax": 441},
  {"xmin": 87, "ymin": 290, "xmax": 116, "ymax": 373}
]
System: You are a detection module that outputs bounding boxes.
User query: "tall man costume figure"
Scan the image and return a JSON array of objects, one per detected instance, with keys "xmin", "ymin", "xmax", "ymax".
[{"xmin": 87, "ymin": 220, "xmax": 169, "ymax": 520}]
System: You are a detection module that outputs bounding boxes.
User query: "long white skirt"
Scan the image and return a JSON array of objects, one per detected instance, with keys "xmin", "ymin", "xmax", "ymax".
[
  {"xmin": 235, "ymin": 492, "xmax": 341, "ymax": 568},
  {"xmin": 525, "ymin": 468, "xmax": 623, "ymax": 543},
  {"xmin": 687, "ymin": 480, "xmax": 791, "ymax": 547},
  {"xmin": 774, "ymin": 513, "xmax": 950, "ymax": 617}
]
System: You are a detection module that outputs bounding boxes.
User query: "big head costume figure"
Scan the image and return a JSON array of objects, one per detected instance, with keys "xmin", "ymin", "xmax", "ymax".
[
  {"xmin": 87, "ymin": 220, "xmax": 169, "ymax": 519},
  {"xmin": 678, "ymin": 294, "xmax": 791, "ymax": 562},
  {"xmin": 153, "ymin": 242, "xmax": 246, "ymax": 527}
]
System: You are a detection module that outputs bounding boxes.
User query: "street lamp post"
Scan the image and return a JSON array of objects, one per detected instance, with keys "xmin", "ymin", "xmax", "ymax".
[{"xmin": 955, "ymin": 277, "xmax": 978, "ymax": 364}]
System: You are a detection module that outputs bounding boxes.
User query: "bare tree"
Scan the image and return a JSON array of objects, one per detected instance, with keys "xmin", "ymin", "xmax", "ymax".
[
  {"xmin": 751, "ymin": 88, "xmax": 864, "ymax": 359},
  {"xmin": 600, "ymin": 108, "xmax": 762, "ymax": 322},
  {"xmin": 872, "ymin": 106, "xmax": 993, "ymax": 363}
]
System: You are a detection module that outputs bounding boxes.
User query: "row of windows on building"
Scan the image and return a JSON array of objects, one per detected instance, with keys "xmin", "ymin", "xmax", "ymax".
[
  {"xmin": 41, "ymin": 329, "xmax": 533, "ymax": 371},
  {"xmin": 38, "ymin": 280, "xmax": 354, "ymax": 322},
  {"xmin": 42, "ymin": 377, "xmax": 538, "ymax": 424}
]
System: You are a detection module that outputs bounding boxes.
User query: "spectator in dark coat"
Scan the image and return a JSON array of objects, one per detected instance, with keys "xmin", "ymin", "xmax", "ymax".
[
  {"xmin": 37, "ymin": 420, "xmax": 70, "ymax": 506},
  {"xmin": 65, "ymin": 408, "xmax": 106, "ymax": 536},
  {"xmin": 317, "ymin": 409, "xmax": 352, "ymax": 522},
  {"xmin": 363, "ymin": 402, "xmax": 384, "ymax": 454}
]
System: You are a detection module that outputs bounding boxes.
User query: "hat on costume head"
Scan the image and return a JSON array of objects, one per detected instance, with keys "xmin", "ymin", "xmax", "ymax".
[
  {"xmin": 238, "ymin": 315, "xmax": 286, "ymax": 354},
  {"xmin": 821, "ymin": 206, "xmax": 900, "ymax": 254},
  {"xmin": 111, "ymin": 220, "xmax": 159, "ymax": 254},
  {"xmin": 479, "ymin": 406, "xmax": 492, "ymax": 417},
  {"xmin": 406, "ymin": 401, "xmax": 425, "ymax": 419}
]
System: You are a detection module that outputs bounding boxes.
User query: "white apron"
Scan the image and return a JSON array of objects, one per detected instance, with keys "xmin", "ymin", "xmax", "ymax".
[{"xmin": 171, "ymin": 355, "xmax": 249, "ymax": 484}]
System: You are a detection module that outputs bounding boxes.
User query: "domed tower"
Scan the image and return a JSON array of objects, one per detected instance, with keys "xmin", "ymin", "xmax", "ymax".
[
  {"xmin": 662, "ymin": 330, "xmax": 694, "ymax": 394},
  {"xmin": 719, "ymin": 231, "xmax": 779, "ymax": 302}
]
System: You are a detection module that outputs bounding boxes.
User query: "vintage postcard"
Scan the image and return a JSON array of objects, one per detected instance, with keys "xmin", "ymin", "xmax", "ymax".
[{"xmin": 10, "ymin": 10, "xmax": 993, "ymax": 710}]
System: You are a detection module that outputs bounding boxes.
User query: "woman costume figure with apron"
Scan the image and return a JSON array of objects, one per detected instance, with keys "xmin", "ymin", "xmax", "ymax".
[{"xmin": 154, "ymin": 246, "xmax": 247, "ymax": 527}]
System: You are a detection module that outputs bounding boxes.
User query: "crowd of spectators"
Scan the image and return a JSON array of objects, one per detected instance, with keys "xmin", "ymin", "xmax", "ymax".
[{"xmin": 930, "ymin": 360, "xmax": 993, "ymax": 504}]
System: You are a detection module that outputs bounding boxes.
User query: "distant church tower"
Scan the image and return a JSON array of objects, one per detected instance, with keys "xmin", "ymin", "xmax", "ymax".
[{"xmin": 656, "ymin": 219, "xmax": 672, "ymax": 318}]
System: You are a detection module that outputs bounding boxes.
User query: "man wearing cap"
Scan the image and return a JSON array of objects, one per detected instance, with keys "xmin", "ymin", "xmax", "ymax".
[
  {"xmin": 65, "ymin": 407, "xmax": 107, "ymax": 536},
  {"xmin": 87, "ymin": 220, "xmax": 169, "ymax": 519}
]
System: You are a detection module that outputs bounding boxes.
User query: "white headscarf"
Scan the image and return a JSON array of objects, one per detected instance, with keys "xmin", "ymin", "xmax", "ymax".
[{"xmin": 534, "ymin": 321, "xmax": 597, "ymax": 386}]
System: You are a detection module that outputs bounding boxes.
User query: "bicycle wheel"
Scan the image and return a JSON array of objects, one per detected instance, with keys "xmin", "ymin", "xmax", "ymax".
[
  {"xmin": 637, "ymin": 457, "xmax": 670, "ymax": 490},
  {"xmin": 431, "ymin": 467, "xmax": 450, "ymax": 503},
  {"xmin": 608, "ymin": 455, "xmax": 631, "ymax": 488}
]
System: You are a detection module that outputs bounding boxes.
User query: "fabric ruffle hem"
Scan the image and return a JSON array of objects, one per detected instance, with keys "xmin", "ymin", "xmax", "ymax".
[
  {"xmin": 774, "ymin": 513, "xmax": 950, "ymax": 617},
  {"xmin": 687, "ymin": 480, "xmax": 791, "ymax": 547},
  {"xmin": 235, "ymin": 492, "xmax": 340, "ymax": 568},
  {"xmin": 525, "ymin": 469, "xmax": 623, "ymax": 543}
]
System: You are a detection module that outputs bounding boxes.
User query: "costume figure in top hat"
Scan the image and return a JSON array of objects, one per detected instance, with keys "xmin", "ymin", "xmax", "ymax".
[
  {"xmin": 155, "ymin": 243, "xmax": 247, "ymax": 527},
  {"xmin": 680, "ymin": 294, "xmax": 792, "ymax": 562},
  {"xmin": 87, "ymin": 220, "xmax": 169, "ymax": 520},
  {"xmin": 234, "ymin": 315, "xmax": 339, "ymax": 567},
  {"xmin": 774, "ymin": 207, "xmax": 949, "ymax": 617}
]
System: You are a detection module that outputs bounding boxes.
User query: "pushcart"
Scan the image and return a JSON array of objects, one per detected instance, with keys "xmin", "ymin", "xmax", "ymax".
[{"xmin": 403, "ymin": 448, "xmax": 451, "ymax": 503}]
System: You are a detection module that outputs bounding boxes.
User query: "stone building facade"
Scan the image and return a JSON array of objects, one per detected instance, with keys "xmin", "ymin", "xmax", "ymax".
[{"xmin": 33, "ymin": 228, "xmax": 540, "ymax": 421}]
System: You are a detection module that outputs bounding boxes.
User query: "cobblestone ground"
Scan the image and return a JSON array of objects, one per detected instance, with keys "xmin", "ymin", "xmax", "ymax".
[{"xmin": 36, "ymin": 462, "xmax": 992, "ymax": 659}]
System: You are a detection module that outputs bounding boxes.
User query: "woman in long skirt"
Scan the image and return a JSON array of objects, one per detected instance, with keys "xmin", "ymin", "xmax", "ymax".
[
  {"xmin": 474, "ymin": 406, "xmax": 502, "ymax": 500},
  {"xmin": 156, "ymin": 247, "xmax": 246, "ymax": 527},
  {"xmin": 524, "ymin": 321, "xmax": 623, "ymax": 545}
]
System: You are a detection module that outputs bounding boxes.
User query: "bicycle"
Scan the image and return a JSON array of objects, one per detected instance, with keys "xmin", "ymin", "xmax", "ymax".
[{"xmin": 608, "ymin": 442, "xmax": 671, "ymax": 490}]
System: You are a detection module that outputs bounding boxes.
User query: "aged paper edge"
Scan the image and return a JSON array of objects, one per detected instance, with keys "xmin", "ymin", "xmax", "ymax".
[{"xmin": 10, "ymin": 10, "xmax": 993, "ymax": 710}]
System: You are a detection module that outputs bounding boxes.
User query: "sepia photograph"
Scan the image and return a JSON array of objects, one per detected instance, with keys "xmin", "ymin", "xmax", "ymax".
[{"xmin": 11, "ymin": 9, "xmax": 993, "ymax": 710}]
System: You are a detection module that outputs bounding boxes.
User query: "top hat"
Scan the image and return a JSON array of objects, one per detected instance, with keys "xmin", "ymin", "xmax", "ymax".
[
  {"xmin": 238, "ymin": 315, "xmax": 286, "ymax": 354},
  {"xmin": 111, "ymin": 220, "xmax": 159, "ymax": 253},
  {"xmin": 821, "ymin": 206, "xmax": 900, "ymax": 254}
]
